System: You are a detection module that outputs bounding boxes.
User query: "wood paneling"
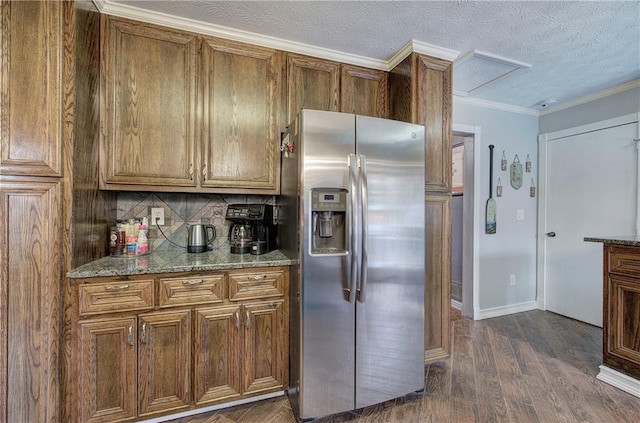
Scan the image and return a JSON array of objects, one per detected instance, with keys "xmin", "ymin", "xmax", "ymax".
[
  {"xmin": 0, "ymin": 179, "xmax": 61, "ymax": 423},
  {"xmin": 0, "ymin": 0, "xmax": 63, "ymax": 177},
  {"xmin": 100, "ymin": 16, "xmax": 197, "ymax": 187},
  {"xmin": 340, "ymin": 64, "xmax": 388, "ymax": 118},
  {"xmin": 287, "ymin": 53, "xmax": 340, "ymax": 122},
  {"xmin": 200, "ymin": 37, "xmax": 282, "ymax": 192}
]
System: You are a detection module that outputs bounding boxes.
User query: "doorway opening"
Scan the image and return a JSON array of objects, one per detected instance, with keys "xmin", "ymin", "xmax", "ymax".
[{"xmin": 452, "ymin": 124, "xmax": 481, "ymax": 319}]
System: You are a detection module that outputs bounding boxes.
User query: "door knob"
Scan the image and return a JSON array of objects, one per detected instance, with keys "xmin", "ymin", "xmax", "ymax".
[{"xmin": 546, "ymin": 231, "xmax": 556, "ymax": 238}]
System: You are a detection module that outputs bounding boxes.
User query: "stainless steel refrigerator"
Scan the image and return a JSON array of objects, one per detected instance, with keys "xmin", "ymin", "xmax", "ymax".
[{"xmin": 279, "ymin": 109, "xmax": 425, "ymax": 421}]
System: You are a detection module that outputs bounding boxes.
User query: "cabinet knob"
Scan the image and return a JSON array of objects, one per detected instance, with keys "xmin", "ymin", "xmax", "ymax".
[{"xmin": 546, "ymin": 231, "xmax": 556, "ymax": 238}]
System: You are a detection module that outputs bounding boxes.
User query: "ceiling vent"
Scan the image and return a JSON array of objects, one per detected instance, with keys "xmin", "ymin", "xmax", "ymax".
[{"xmin": 453, "ymin": 50, "xmax": 532, "ymax": 96}]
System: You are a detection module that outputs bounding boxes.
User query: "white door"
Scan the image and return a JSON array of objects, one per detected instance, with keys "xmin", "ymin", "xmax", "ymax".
[{"xmin": 543, "ymin": 120, "xmax": 638, "ymax": 327}]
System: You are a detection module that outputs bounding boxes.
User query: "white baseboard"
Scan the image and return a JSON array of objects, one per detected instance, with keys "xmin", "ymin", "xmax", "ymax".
[
  {"xmin": 139, "ymin": 391, "xmax": 285, "ymax": 422},
  {"xmin": 475, "ymin": 301, "xmax": 538, "ymax": 320},
  {"xmin": 451, "ymin": 299, "xmax": 462, "ymax": 310},
  {"xmin": 597, "ymin": 365, "xmax": 640, "ymax": 398}
]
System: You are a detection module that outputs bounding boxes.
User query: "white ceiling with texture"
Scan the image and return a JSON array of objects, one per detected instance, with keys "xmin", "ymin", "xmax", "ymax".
[{"xmin": 100, "ymin": 0, "xmax": 640, "ymax": 112}]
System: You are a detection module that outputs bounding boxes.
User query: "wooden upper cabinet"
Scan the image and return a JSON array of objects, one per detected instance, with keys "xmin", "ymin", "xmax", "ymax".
[
  {"xmin": 287, "ymin": 54, "xmax": 340, "ymax": 122},
  {"xmin": 0, "ymin": 0, "xmax": 63, "ymax": 177},
  {"xmin": 340, "ymin": 64, "xmax": 388, "ymax": 118},
  {"xmin": 416, "ymin": 55, "xmax": 452, "ymax": 193},
  {"xmin": 100, "ymin": 16, "xmax": 197, "ymax": 188},
  {"xmin": 200, "ymin": 38, "xmax": 282, "ymax": 192}
]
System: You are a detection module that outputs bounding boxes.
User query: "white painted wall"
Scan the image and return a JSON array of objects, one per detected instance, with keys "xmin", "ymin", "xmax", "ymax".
[
  {"xmin": 539, "ymin": 86, "xmax": 640, "ymax": 133},
  {"xmin": 453, "ymin": 101, "xmax": 539, "ymax": 315}
]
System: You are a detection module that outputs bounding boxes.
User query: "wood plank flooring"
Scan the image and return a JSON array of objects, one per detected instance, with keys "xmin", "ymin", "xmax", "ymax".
[{"xmin": 167, "ymin": 309, "xmax": 640, "ymax": 422}]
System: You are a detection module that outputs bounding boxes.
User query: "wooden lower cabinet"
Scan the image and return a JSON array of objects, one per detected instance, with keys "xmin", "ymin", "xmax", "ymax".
[
  {"xmin": 138, "ymin": 310, "xmax": 191, "ymax": 417},
  {"xmin": 78, "ymin": 317, "xmax": 137, "ymax": 423},
  {"xmin": 603, "ymin": 245, "xmax": 640, "ymax": 379},
  {"xmin": 194, "ymin": 299, "xmax": 286, "ymax": 406},
  {"xmin": 68, "ymin": 267, "xmax": 289, "ymax": 422}
]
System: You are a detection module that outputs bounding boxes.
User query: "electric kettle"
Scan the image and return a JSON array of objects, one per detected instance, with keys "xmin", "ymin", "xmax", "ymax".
[{"xmin": 187, "ymin": 224, "xmax": 216, "ymax": 253}]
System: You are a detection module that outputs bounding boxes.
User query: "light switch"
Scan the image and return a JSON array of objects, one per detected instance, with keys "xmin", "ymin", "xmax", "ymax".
[{"xmin": 516, "ymin": 209, "xmax": 525, "ymax": 220}]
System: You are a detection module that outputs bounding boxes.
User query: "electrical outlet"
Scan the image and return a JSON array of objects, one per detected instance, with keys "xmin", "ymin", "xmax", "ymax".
[
  {"xmin": 509, "ymin": 274, "xmax": 516, "ymax": 286},
  {"xmin": 150, "ymin": 207, "xmax": 165, "ymax": 226}
]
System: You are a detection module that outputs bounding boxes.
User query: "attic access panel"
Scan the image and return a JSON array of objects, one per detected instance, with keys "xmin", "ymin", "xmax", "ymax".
[{"xmin": 453, "ymin": 50, "xmax": 531, "ymax": 96}]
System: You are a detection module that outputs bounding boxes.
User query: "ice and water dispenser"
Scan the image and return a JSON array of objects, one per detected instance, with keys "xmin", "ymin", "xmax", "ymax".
[{"xmin": 310, "ymin": 188, "xmax": 347, "ymax": 254}]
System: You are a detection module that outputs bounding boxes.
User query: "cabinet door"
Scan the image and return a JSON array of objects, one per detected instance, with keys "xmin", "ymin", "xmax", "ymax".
[
  {"xmin": 0, "ymin": 179, "xmax": 61, "ymax": 423},
  {"xmin": 1, "ymin": 0, "xmax": 62, "ymax": 176},
  {"xmin": 416, "ymin": 55, "xmax": 452, "ymax": 193},
  {"xmin": 200, "ymin": 38, "xmax": 281, "ymax": 192},
  {"xmin": 78, "ymin": 317, "xmax": 137, "ymax": 423},
  {"xmin": 101, "ymin": 17, "xmax": 197, "ymax": 188},
  {"xmin": 424, "ymin": 193, "xmax": 451, "ymax": 362},
  {"xmin": 287, "ymin": 54, "xmax": 340, "ymax": 122},
  {"xmin": 341, "ymin": 64, "xmax": 388, "ymax": 118},
  {"xmin": 138, "ymin": 310, "xmax": 191, "ymax": 417},
  {"xmin": 242, "ymin": 300, "xmax": 286, "ymax": 395},
  {"xmin": 193, "ymin": 305, "xmax": 242, "ymax": 405}
]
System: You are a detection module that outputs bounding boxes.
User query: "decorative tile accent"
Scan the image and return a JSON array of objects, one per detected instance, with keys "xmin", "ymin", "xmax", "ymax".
[{"xmin": 117, "ymin": 192, "xmax": 275, "ymax": 251}]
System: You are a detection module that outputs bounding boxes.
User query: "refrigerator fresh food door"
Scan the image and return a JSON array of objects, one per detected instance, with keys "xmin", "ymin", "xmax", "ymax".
[
  {"xmin": 299, "ymin": 110, "xmax": 357, "ymax": 419},
  {"xmin": 354, "ymin": 115, "xmax": 426, "ymax": 409}
]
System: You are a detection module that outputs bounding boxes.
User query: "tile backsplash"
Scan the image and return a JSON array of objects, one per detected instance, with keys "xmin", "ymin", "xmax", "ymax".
[{"xmin": 117, "ymin": 192, "xmax": 275, "ymax": 251}]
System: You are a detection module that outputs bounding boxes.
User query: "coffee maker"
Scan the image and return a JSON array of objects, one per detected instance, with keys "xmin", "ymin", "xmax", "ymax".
[{"xmin": 226, "ymin": 204, "xmax": 277, "ymax": 254}]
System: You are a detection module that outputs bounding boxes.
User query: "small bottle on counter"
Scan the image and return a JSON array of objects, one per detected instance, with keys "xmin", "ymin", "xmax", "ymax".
[{"xmin": 137, "ymin": 217, "xmax": 149, "ymax": 254}]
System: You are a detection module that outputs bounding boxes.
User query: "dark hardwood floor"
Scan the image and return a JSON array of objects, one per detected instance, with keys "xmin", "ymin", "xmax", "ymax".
[{"xmin": 168, "ymin": 309, "xmax": 640, "ymax": 422}]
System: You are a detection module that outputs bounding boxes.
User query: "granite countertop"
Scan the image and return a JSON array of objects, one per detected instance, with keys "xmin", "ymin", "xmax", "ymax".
[
  {"xmin": 67, "ymin": 248, "xmax": 295, "ymax": 279},
  {"xmin": 584, "ymin": 236, "xmax": 640, "ymax": 247}
]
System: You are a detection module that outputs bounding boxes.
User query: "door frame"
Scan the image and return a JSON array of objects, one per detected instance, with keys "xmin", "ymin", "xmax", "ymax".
[
  {"xmin": 536, "ymin": 112, "xmax": 640, "ymax": 311},
  {"xmin": 453, "ymin": 123, "xmax": 482, "ymax": 319}
]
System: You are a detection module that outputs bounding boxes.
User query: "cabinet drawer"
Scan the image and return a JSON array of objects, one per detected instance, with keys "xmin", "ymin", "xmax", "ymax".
[
  {"xmin": 79, "ymin": 280, "xmax": 154, "ymax": 316},
  {"xmin": 229, "ymin": 269, "xmax": 285, "ymax": 301},
  {"xmin": 608, "ymin": 247, "xmax": 640, "ymax": 278},
  {"xmin": 159, "ymin": 274, "xmax": 225, "ymax": 307}
]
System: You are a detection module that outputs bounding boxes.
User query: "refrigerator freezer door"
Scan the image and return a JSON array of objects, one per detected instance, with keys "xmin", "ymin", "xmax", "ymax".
[
  {"xmin": 354, "ymin": 115, "xmax": 426, "ymax": 409},
  {"xmin": 298, "ymin": 110, "xmax": 357, "ymax": 419}
]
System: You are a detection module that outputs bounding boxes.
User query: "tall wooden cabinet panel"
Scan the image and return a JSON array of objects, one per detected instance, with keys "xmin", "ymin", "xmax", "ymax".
[
  {"xmin": 138, "ymin": 310, "xmax": 191, "ymax": 417},
  {"xmin": 424, "ymin": 194, "xmax": 452, "ymax": 361},
  {"xmin": 340, "ymin": 64, "xmax": 388, "ymax": 118},
  {"xmin": 0, "ymin": 179, "xmax": 61, "ymax": 423},
  {"xmin": 287, "ymin": 54, "xmax": 340, "ymax": 122},
  {"xmin": 0, "ymin": 0, "xmax": 62, "ymax": 177},
  {"xmin": 78, "ymin": 317, "xmax": 137, "ymax": 423},
  {"xmin": 200, "ymin": 38, "xmax": 281, "ymax": 191},
  {"xmin": 100, "ymin": 16, "xmax": 197, "ymax": 188},
  {"xmin": 389, "ymin": 53, "xmax": 452, "ymax": 362}
]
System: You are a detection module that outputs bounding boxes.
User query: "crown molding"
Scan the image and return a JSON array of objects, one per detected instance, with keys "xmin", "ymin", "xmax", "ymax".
[
  {"xmin": 540, "ymin": 79, "xmax": 640, "ymax": 116},
  {"xmin": 454, "ymin": 95, "xmax": 540, "ymax": 117},
  {"xmin": 93, "ymin": 0, "xmax": 459, "ymax": 71}
]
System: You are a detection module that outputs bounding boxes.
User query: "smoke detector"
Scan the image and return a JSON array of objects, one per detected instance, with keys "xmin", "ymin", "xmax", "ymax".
[{"xmin": 539, "ymin": 98, "xmax": 557, "ymax": 109}]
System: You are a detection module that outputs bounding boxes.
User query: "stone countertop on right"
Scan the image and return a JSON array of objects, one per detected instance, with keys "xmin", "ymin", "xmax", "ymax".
[{"xmin": 584, "ymin": 236, "xmax": 640, "ymax": 247}]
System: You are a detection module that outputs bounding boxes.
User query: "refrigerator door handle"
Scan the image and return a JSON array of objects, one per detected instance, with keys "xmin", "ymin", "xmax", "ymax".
[
  {"xmin": 358, "ymin": 155, "xmax": 368, "ymax": 303},
  {"xmin": 347, "ymin": 153, "xmax": 359, "ymax": 303}
]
